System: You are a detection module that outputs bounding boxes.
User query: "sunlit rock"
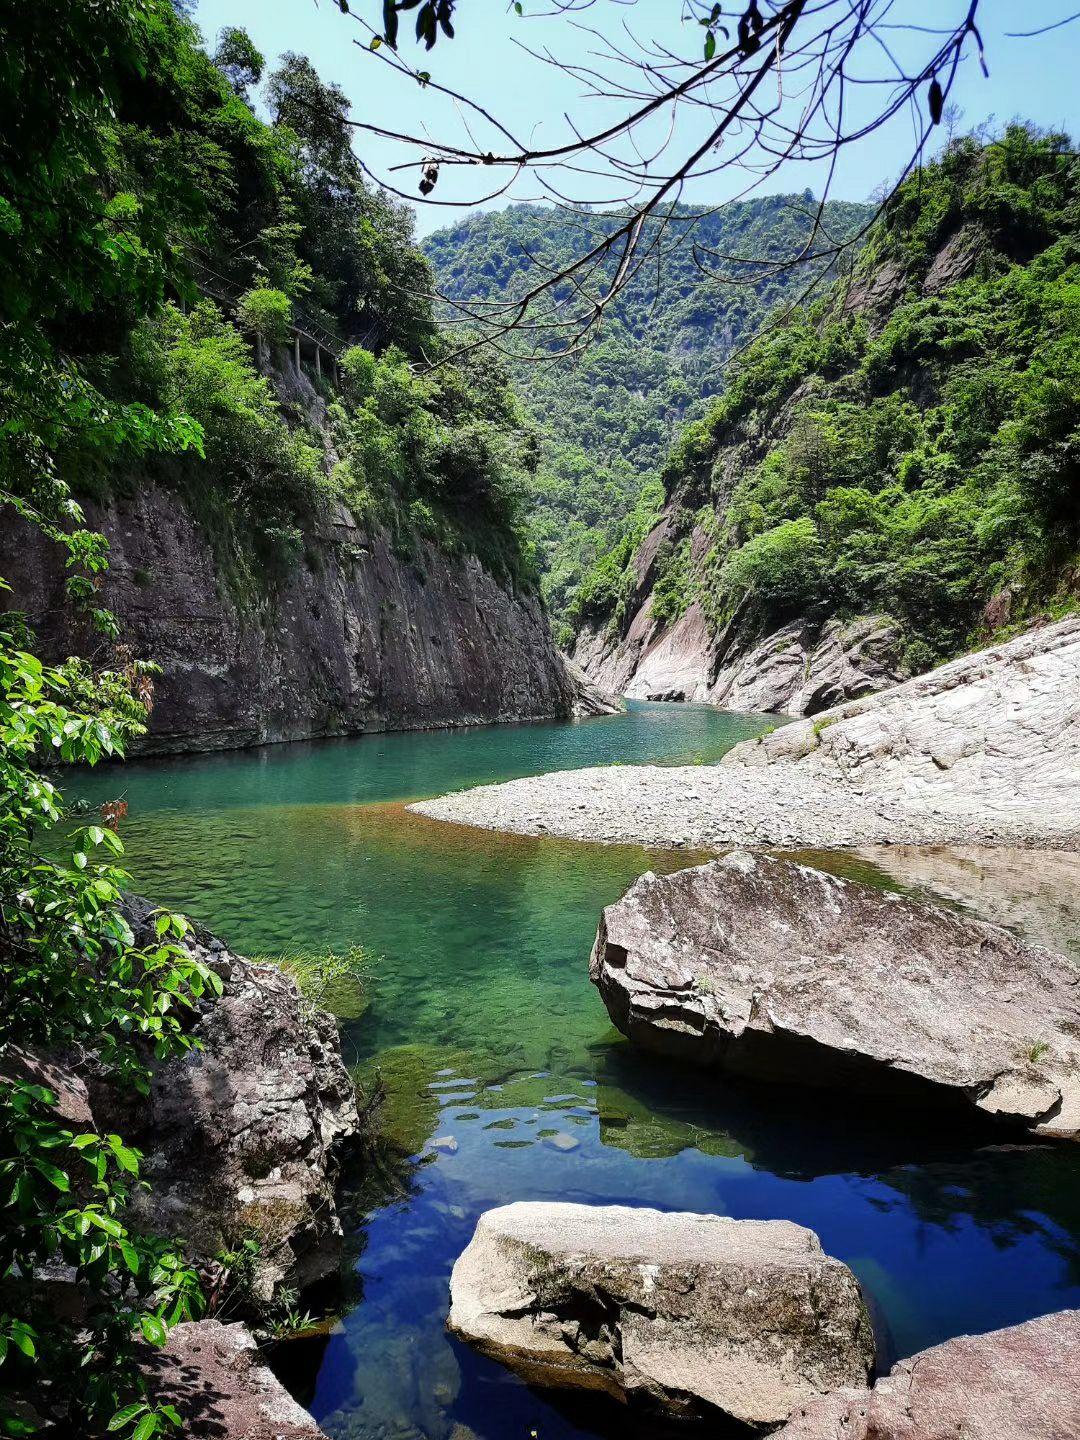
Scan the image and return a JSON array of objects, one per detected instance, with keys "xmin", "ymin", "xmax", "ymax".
[
  {"xmin": 591, "ymin": 851, "xmax": 1080, "ymax": 1137},
  {"xmin": 448, "ymin": 1201, "xmax": 874, "ymax": 1427},
  {"xmin": 776, "ymin": 1309, "xmax": 1080, "ymax": 1440}
]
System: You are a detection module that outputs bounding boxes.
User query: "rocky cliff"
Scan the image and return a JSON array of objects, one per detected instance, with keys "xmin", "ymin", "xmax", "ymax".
[
  {"xmin": 1, "ymin": 482, "xmax": 575, "ymax": 754},
  {"xmin": 572, "ymin": 526, "xmax": 905, "ymax": 715}
]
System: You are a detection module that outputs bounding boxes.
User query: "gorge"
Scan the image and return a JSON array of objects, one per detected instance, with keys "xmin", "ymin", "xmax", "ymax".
[{"xmin": 2, "ymin": 5, "xmax": 1079, "ymax": 1440}]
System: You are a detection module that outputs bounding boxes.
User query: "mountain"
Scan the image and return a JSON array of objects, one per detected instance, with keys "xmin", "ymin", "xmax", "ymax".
[
  {"xmin": 567, "ymin": 126, "xmax": 1080, "ymax": 714},
  {"xmin": 0, "ymin": 4, "xmax": 576, "ymax": 752},
  {"xmin": 424, "ymin": 196, "xmax": 872, "ymax": 630}
]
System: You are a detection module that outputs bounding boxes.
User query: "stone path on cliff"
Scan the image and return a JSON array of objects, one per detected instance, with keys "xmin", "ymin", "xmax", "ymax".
[{"xmin": 410, "ymin": 617, "xmax": 1080, "ymax": 850}]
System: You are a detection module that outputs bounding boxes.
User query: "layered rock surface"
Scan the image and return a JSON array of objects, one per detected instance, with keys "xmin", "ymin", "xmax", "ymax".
[
  {"xmin": 776, "ymin": 1309, "xmax": 1080, "ymax": 1440},
  {"xmin": 91, "ymin": 900, "xmax": 360, "ymax": 1302},
  {"xmin": 590, "ymin": 851, "xmax": 1080, "ymax": 1137},
  {"xmin": 448, "ymin": 1201, "xmax": 874, "ymax": 1427},
  {"xmin": 574, "ymin": 597, "xmax": 903, "ymax": 717},
  {"xmin": 144, "ymin": 1319, "xmax": 328, "ymax": 1440},
  {"xmin": 0, "ymin": 483, "xmax": 574, "ymax": 754}
]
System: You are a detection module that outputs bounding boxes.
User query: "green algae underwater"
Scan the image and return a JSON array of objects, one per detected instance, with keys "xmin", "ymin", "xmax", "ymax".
[{"xmin": 69, "ymin": 702, "xmax": 1080, "ymax": 1440}]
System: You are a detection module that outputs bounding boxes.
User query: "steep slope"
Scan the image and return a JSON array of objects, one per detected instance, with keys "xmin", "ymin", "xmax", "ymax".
[
  {"xmin": 425, "ymin": 197, "xmax": 871, "ymax": 625},
  {"xmin": 569, "ymin": 127, "xmax": 1080, "ymax": 713},
  {"xmin": 0, "ymin": 7, "xmax": 574, "ymax": 752},
  {"xmin": 4, "ymin": 479, "xmax": 571, "ymax": 757}
]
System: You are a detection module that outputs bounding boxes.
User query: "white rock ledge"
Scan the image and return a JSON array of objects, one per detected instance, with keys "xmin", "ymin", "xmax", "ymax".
[{"xmin": 411, "ymin": 617, "xmax": 1080, "ymax": 851}]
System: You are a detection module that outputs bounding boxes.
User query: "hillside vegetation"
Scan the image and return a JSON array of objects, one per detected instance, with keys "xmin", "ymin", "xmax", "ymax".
[
  {"xmin": 571, "ymin": 127, "xmax": 1080, "ymax": 669},
  {"xmin": 2, "ymin": 4, "xmax": 540, "ymax": 600},
  {"xmin": 425, "ymin": 196, "xmax": 870, "ymax": 628}
]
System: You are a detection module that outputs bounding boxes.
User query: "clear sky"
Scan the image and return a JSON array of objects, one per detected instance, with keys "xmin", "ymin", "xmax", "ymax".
[{"xmin": 192, "ymin": 1, "xmax": 1079, "ymax": 237}]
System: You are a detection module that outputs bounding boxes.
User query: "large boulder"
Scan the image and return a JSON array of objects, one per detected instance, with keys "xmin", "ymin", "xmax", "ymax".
[
  {"xmin": 447, "ymin": 1202, "xmax": 874, "ymax": 1428},
  {"xmin": 143, "ymin": 1319, "xmax": 328, "ymax": 1439},
  {"xmin": 776, "ymin": 1310, "xmax": 1080, "ymax": 1440},
  {"xmin": 590, "ymin": 851, "xmax": 1080, "ymax": 1138},
  {"xmin": 88, "ymin": 900, "xmax": 361, "ymax": 1304}
]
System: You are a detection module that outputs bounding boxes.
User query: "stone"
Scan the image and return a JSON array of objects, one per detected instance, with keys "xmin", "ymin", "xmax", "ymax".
[
  {"xmin": 0, "ymin": 482, "xmax": 575, "ymax": 755},
  {"xmin": 590, "ymin": 851, "xmax": 1080, "ymax": 1138},
  {"xmin": 447, "ymin": 1201, "xmax": 874, "ymax": 1427},
  {"xmin": 143, "ymin": 1319, "xmax": 328, "ymax": 1439},
  {"xmin": 562, "ymin": 655, "xmax": 623, "ymax": 718},
  {"xmin": 775, "ymin": 1310, "xmax": 1080, "ymax": 1440},
  {"xmin": 88, "ymin": 899, "xmax": 360, "ymax": 1304}
]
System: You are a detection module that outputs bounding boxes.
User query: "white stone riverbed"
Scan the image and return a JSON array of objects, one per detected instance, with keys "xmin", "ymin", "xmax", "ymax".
[{"xmin": 411, "ymin": 617, "xmax": 1080, "ymax": 852}]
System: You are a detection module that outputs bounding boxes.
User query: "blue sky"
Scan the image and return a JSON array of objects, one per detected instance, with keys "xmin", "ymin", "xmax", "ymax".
[{"xmin": 193, "ymin": 1, "xmax": 1079, "ymax": 237}]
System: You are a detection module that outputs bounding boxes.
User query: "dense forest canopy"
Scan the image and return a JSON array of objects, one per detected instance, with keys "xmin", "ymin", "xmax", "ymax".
[
  {"xmin": 426, "ymin": 195, "xmax": 870, "ymax": 630},
  {"xmin": 571, "ymin": 126, "xmax": 1080, "ymax": 668},
  {"xmin": 1, "ymin": 0, "xmax": 541, "ymax": 596}
]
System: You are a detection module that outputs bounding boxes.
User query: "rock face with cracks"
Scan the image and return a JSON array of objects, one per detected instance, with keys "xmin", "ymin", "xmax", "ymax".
[
  {"xmin": 775, "ymin": 1309, "xmax": 1080, "ymax": 1440},
  {"xmin": 590, "ymin": 852, "xmax": 1080, "ymax": 1138},
  {"xmin": 89, "ymin": 899, "xmax": 361, "ymax": 1305},
  {"xmin": 447, "ymin": 1201, "xmax": 875, "ymax": 1428}
]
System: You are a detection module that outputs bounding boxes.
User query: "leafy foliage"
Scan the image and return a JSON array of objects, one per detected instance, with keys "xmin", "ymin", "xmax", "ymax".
[
  {"xmin": 0, "ymin": 4, "xmax": 235, "ymax": 1433},
  {"xmin": 574, "ymin": 128, "xmax": 1080, "ymax": 661},
  {"xmin": 425, "ymin": 195, "xmax": 870, "ymax": 621}
]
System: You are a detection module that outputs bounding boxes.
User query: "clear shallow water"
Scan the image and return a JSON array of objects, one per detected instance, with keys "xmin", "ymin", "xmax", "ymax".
[{"xmin": 68, "ymin": 703, "xmax": 1080, "ymax": 1440}]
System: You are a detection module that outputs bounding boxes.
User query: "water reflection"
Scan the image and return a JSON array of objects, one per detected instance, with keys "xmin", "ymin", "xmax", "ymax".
[{"xmin": 62, "ymin": 710, "xmax": 1080, "ymax": 1440}]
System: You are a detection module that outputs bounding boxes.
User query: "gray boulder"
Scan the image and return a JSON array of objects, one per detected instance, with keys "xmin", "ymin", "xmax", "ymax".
[
  {"xmin": 590, "ymin": 851, "xmax": 1080, "ymax": 1138},
  {"xmin": 447, "ymin": 1202, "xmax": 874, "ymax": 1427},
  {"xmin": 89, "ymin": 900, "xmax": 361, "ymax": 1304},
  {"xmin": 144, "ymin": 1319, "xmax": 328, "ymax": 1439},
  {"xmin": 776, "ymin": 1309, "xmax": 1080, "ymax": 1440}
]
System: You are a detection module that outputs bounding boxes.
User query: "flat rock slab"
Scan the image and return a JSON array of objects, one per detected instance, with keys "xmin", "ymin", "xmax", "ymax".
[
  {"xmin": 144, "ymin": 1319, "xmax": 327, "ymax": 1439},
  {"xmin": 776, "ymin": 1309, "xmax": 1080, "ymax": 1440},
  {"xmin": 590, "ymin": 851, "xmax": 1080, "ymax": 1137},
  {"xmin": 447, "ymin": 1201, "xmax": 874, "ymax": 1427}
]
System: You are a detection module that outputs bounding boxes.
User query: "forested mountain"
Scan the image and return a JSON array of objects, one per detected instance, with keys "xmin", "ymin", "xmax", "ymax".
[
  {"xmin": 425, "ymin": 196, "xmax": 871, "ymax": 629},
  {"xmin": 2, "ymin": 5, "xmax": 541, "ymax": 598},
  {"xmin": 569, "ymin": 127, "xmax": 1080, "ymax": 708},
  {"xmin": 2, "ymin": 3, "xmax": 577, "ymax": 756}
]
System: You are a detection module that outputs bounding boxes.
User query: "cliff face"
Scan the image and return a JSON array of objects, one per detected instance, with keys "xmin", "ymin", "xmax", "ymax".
[
  {"xmin": 2, "ymin": 484, "xmax": 575, "ymax": 754},
  {"xmin": 571, "ymin": 508, "xmax": 904, "ymax": 717}
]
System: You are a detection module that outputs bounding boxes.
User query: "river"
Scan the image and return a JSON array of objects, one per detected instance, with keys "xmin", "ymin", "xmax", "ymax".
[{"xmin": 69, "ymin": 701, "xmax": 1080, "ymax": 1440}]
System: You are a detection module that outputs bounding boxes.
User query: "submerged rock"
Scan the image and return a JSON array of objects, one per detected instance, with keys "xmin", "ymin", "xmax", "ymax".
[
  {"xmin": 144, "ymin": 1319, "xmax": 327, "ymax": 1439},
  {"xmin": 776, "ymin": 1309, "xmax": 1080, "ymax": 1440},
  {"xmin": 89, "ymin": 899, "xmax": 361, "ymax": 1304},
  {"xmin": 590, "ymin": 852, "xmax": 1080, "ymax": 1138},
  {"xmin": 447, "ymin": 1201, "xmax": 874, "ymax": 1427}
]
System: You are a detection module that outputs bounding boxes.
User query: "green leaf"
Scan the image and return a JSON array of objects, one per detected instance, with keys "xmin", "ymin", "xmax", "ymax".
[
  {"xmin": 120, "ymin": 1239, "xmax": 141, "ymax": 1274},
  {"xmin": 112, "ymin": 1143, "xmax": 140, "ymax": 1175},
  {"xmin": 31, "ymin": 1157, "xmax": 71, "ymax": 1191},
  {"xmin": 108, "ymin": 1402, "xmax": 149, "ymax": 1430},
  {"xmin": 87, "ymin": 1210, "xmax": 124, "ymax": 1238},
  {"xmin": 8, "ymin": 1327, "xmax": 36, "ymax": 1360},
  {"xmin": 139, "ymin": 1314, "xmax": 167, "ymax": 1348},
  {"xmin": 132, "ymin": 1414, "xmax": 158, "ymax": 1440}
]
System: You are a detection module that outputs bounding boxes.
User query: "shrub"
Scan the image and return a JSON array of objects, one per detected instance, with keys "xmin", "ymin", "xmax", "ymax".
[{"xmin": 237, "ymin": 286, "xmax": 292, "ymax": 346}]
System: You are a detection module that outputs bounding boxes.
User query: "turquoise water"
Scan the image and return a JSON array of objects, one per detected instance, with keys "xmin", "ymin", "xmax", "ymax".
[{"xmin": 69, "ymin": 703, "xmax": 1080, "ymax": 1440}]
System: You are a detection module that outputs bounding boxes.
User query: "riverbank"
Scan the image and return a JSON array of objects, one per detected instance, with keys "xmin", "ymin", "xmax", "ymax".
[{"xmin": 411, "ymin": 618, "xmax": 1080, "ymax": 851}]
